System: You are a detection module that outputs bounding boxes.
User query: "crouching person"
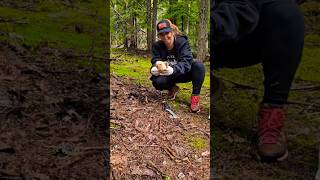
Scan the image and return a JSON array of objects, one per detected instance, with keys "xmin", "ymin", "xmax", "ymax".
[{"xmin": 150, "ymin": 19, "xmax": 205, "ymax": 113}]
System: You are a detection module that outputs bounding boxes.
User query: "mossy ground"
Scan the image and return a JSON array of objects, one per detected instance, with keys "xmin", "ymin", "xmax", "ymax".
[{"xmin": 0, "ymin": 0, "xmax": 108, "ymax": 67}]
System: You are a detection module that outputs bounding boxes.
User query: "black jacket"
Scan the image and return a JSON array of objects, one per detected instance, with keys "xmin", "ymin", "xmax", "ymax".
[
  {"xmin": 151, "ymin": 35, "xmax": 193, "ymax": 76},
  {"xmin": 211, "ymin": 0, "xmax": 301, "ymax": 46},
  {"xmin": 211, "ymin": 0, "xmax": 260, "ymax": 46}
]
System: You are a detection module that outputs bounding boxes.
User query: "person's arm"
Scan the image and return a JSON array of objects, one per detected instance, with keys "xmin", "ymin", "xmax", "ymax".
[
  {"xmin": 171, "ymin": 38, "xmax": 193, "ymax": 76},
  {"xmin": 211, "ymin": 0, "xmax": 260, "ymax": 46},
  {"xmin": 151, "ymin": 42, "xmax": 162, "ymax": 66}
]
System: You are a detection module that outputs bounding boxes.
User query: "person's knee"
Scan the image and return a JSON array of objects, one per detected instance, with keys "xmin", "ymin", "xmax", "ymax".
[
  {"xmin": 152, "ymin": 76, "xmax": 168, "ymax": 90},
  {"xmin": 273, "ymin": 4, "xmax": 304, "ymax": 38},
  {"xmin": 192, "ymin": 61, "xmax": 205, "ymax": 72}
]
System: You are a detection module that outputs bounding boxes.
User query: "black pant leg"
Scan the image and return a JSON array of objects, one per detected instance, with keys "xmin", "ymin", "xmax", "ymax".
[
  {"xmin": 151, "ymin": 75, "xmax": 175, "ymax": 91},
  {"xmin": 259, "ymin": 0, "xmax": 304, "ymax": 104},
  {"xmin": 212, "ymin": 0, "xmax": 304, "ymax": 104},
  {"xmin": 174, "ymin": 61, "xmax": 206, "ymax": 95},
  {"xmin": 191, "ymin": 61, "xmax": 206, "ymax": 95}
]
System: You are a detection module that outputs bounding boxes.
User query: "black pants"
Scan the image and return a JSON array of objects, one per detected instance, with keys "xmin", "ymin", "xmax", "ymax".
[
  {"xmin": 151, "ymin": 61, "xmax": 205, "ymax": 95},
  {"xmin": 212, "ymin": 0, "xmax": 304, "ymax": 104}
]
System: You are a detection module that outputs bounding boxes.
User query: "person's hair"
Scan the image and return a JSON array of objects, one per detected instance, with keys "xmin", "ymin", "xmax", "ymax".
[{"xmin": 165, "ymin": 19, "xmax": 182, "ymax": 36}]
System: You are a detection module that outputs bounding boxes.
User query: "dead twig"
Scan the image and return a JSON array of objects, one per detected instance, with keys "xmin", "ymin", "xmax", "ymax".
[
  {"xmin": 222, "ymin": 77, "xmax": 257, "ymax": 90},
  {"xmin": 146, "ymin": 161, "xmax": 165, "ymax": 176},
  {"xmin": 81, "ymin": 146, "xmax": 107, "ymax": 151},
  {"xmin": 160, "ymin": 143, "xmax": 177, "ymax": 161},
  {"xmin": 287, "ymin": 101, "xmax": 320, "ymax": 109},
  {"xmin": 0, "ymin": 17, "xmax": 29, "ymax": 24},
  {"xmin": 290, "ymin": 85, "xmax": 320, "ymax": 91},
  {"xmin": 0, "ymin": 169, "xmax": 21, "ymax": 178}
]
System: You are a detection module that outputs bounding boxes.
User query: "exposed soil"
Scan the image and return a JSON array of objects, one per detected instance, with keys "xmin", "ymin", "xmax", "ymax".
[
  {"xmin": 0, "ymin": 41, "xmax": 108, "ymax": 179},
  {"xmin": 110, "ymin": 76, "xmax": 210, "ymax": 179}
]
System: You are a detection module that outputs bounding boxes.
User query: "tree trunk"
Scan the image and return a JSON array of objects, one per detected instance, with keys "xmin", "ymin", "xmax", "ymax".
[
  {"xmin": 146, "ymin": 0, "xmax": 152, "ymax": 52},
  {"xmin": 186, "ymin": 3, "xmax": 190, "ymax": 35},
  {"xmin": 129, "ymin": 14, "xmax": 137, "ymax": 49},
  {"xmin": 196, "ymin": 0, "xmax": 209, "ymax": 62},
  {"xmin": 169, "ymin": 0, "xmax": 177, "ymax": 24},
  {"xmin": 124, "ymin": 3, "xmax": 129, "ymax": 49},
  {"xmin": 181, "ymin": 16, "xmax": 184, "ymax": 32},
  {"xmin": 152, "ymin": 0, "xmax": 158, "ymax": 45}
]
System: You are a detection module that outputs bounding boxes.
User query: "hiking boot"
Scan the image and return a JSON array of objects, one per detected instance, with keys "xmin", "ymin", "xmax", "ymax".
[
  {"xmin": 190, "ymin": 95, "xmax": 200, "ymax": 113},
  {"xmin": 167, "ymin": 85, "xmax": 180, "ymax": 100},
  {"xmin": 257, "ymin": 104, "xmax": 288, "ymax": 162}
]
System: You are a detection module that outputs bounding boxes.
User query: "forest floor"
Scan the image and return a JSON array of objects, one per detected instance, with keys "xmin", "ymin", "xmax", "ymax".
[
  {"xmin": 0, "ymin": 41, "xmax": 108, "ymax": 179},
  {"xmin": 110, "ymin": 75, "xmax": 210, "ymax": 179},
  {"xmin": 0, "ymin": 1, "xmax": 109, "ymax": 179},
  {"xmin": 110, "ymin": 39, "xmax": 320, "ymax": 179},
  {"xmin": 109, "ymin": 51, "xmax": 211, "ymax": 179}
]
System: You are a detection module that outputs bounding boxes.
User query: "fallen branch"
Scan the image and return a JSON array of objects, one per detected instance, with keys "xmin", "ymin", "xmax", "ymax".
[
  {"xmin": 146, "ymin": 161, "xmax": 164, "ymax": 176},
  {"xmin": 0, "ymin": 17, "xmax": 29, "ymax": 24},
  {"xmin": 64, "ymin": 54, "xmax": 109, "ymax": 60},
  {"xmin": 160, "ymin": 143, "xmax": 177, "ymax": 160},
  {"xmin": 0, "ymin": 169, "xmax": 21, "ymax": 178},
  {"xmin": 287, "ymin": 101, "xmax": 320, "ymax": 109},
  {"xmin": 224, "ymin": 79, "xmax": 257, "ymax": 90},
  {"xmin": 290, "ymin": 85, "xmax": 320, "ymax": 91}
]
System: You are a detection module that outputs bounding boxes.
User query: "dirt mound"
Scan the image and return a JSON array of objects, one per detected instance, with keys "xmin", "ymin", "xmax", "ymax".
[
  {"xmin": 110, "ymin": 76, "xmax": 210, "ymax": 179},
  {"xmin": 0, "ymin": 41, "xmax": 108, "ymax": 179}
]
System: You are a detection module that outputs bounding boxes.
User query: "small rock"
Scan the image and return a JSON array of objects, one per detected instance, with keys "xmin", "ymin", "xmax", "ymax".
[
  {"xmin": 194, "ymin": 155, "xmax": 202, "ymax": 163},
  {"xmin": 195, "ymin": 157, "xmax": 202, "ymax": 163},
  {"xmin": 131, "ymin": 167, "xmax": 155, "ymax": 177},
  {"xmin": 182, "ymin": 157, "xmax": 189, "ymax": 161},
  {"xmin": 223, "ymin": 133, "xmax": 246, "ymax": 143},
  {"xmin": 178, "ymin": 172, "xmax": 185, "ymax": 179},
  {"xmin": 201, "ymin": 150, "xmax": 210, "ymax": 157}
]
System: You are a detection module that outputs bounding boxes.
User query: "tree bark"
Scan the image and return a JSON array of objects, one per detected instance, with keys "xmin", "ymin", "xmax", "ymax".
[
  {"xmin": 129, "ymin": 14, "xmax": 137, "ymax": 49},
  {"xmin": 151, "ymin": 0, "xmax": 158, "ymax": 45},
  {"xmin": 146, "ymin": 0, "xmax": 152, "ymax": 51},
  {"xmin": 196, "ymin": 0, "xmax": 209, "ymax": 62},
  {"xmin": 186, "ymin": 3, "xmax": 190, "ymax": 35}
]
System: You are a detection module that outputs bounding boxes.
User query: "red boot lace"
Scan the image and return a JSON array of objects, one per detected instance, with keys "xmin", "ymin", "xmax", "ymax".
[
  {"xmin": 257, "ymin": 107, "xmax": 285, "ymax": 144},
  {"xmin": 191, "ymin": 95, "xmax": 200, "ymax": 107}
]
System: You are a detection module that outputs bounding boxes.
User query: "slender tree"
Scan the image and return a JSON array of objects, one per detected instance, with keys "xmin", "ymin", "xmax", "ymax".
[
  {"xmin": 146, "ymin": 0, "xmax": 152, "ymax": 51},
  {"xmin": 152, "ymin": 0, "xmax": 158, "ymax": 44},
  {"xmin": 196, "ymin": 0, "xmax": 209, "ymax": 62}
]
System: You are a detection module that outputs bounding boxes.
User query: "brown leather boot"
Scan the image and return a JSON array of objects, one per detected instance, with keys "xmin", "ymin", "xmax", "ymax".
[
  {"xmin": 257, "ymin": 104, "xmax": 288, "ymax": 162},
  {"xmin": 167, "ymin": 85, "xmax": 180, "ymax": 100}
]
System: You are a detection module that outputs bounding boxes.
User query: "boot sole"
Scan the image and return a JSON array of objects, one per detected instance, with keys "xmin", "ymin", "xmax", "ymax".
[
  {"xmin": 276, "ymin": 149, "xmax": 288, "ymax": 161},
  {"xmin": 190, "ymin": 108, "xmax": 201, "ymax": 113},
  {"xmin": 257, "ymin": 150, "xmax": 288, "ymax": 163}
]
